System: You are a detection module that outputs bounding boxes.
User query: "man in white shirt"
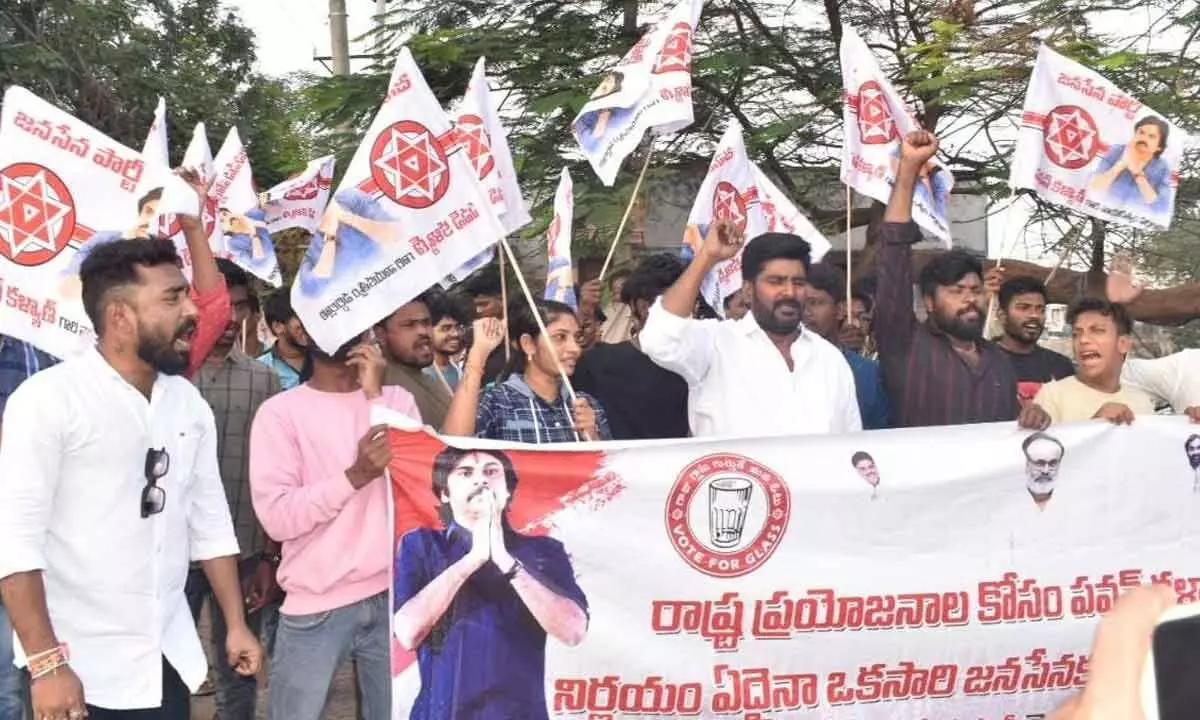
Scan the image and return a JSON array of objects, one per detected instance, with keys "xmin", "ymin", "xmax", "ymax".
[
  {"xmin": 0, "ymin": 238, "xmax": 261, "ymax": 720},
  {"xmin": 639, "ymin": 220, "xmax": 861, "ymax": 438}
]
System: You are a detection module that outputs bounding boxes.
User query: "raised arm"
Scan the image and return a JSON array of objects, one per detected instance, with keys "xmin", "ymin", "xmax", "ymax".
[
  {"xmin": 176, "ymin": 168, "xmax": 230, "ymax": 378},
  {"xmin": 442, "ymin": 318, "xmax": 504, "ymax": 437}
]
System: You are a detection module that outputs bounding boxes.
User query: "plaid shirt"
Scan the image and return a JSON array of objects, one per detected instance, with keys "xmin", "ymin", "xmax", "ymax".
[
  {"xmin": 476, "ymin": 375, "xmax": 611, "ymax": 444},
  {"xmin": 194, "ymin": 348, "xmax": 281, "ymax": 557},
  {"xmin": 0, "ymin": 335, "xmax": 57, "ymax": 417}
]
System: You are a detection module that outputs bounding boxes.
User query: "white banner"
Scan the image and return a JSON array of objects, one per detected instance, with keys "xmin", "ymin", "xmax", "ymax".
[
  {"xmin": 262, "ymin": 155, "xmax": 335, "ymax": 235},
  {"xmin": 543, "ymin": 167, "xmax": 576, "ymax": 309},
  {"xmin": 387, "ymin": 416, "xmax": 1200, "ymax": 719},
  {"xmin": 573, "ymin": 0, "xmax": 703, "ymax": 185},
  {"xmin": 141, "ymin": 97, "xmax": 169, "ymax": 168},
  {"xmin": 0, "ymin": 86, "xmax": 169, "ymax": 358},
  {"xmin": 153, "ymin": 122, "xmax": 220, "ymax": 277},
  {"xmin": 1010, "ymin": 45, "xmax": 1187, "ymax": 230},
  {"xmin": 292, "ymin": 47, "xmax": 505, "ymax": 352},
  {"xmin": 685, "ymin": 121, "xmax": 830, "ymax": 314},
  {"xmin": 840, "ymin": 25, "xmax": 953, "ymax": 244},
  {"xmin": 439, "ymin": 246, "xmax": 494, "ymax": 289}
]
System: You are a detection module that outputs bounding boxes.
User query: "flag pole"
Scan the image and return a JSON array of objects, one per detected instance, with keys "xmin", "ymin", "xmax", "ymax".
[
  {"xmin": 498, "ymin": 241, "xmax": 511, "ymax": 363},
  {"xmin": 597, "ymin": 149, "xmax": 654, "ymax": 286},
  {"xmin": 498, "ymin": 237, "xmax": 579, "ymax": 404},
  {"xmin": 983, "ymin": 190, "xmax": 1022, "ymax": 339},
  {"xmin": 845, "ymin": 184, "xmax": 854, "ymax": 317}
]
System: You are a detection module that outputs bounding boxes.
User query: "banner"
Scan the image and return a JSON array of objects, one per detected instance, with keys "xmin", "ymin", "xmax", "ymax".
[
  {"xmin": 573, "ymin": 0, "xmax": 703, "ymax": 185},
  {"xmin": 544, "ymin": 167, "xmax": 576, "ymax": 309},
  {"xmin": 685, "ymin": 121, "xmax": 830, "ymax": 315},
  {"xmin": 262, "ymin": 155, "xmax": 335, "ymax": 235},
  {"xmin": 0, "ymin": 86, "xmax": 168, "ymax": 358},
  {"xmin": 386, "ymin": 415, "xmax": 1200, "ymax": 719},
  {"xmin": 1010, "ymin": 45, "xmax": 1187, "ymax": 230},
  {"xmin": 439, "ymin": 246, "xmax": 494, "ymax": 289},
  {"xmin": 292, "ymin": 47, "xmax": 505, "ymax": 352},
  {"xmin": 153, "ymin": 122, "xmax": 221, "ymax": 276},
  {"xmin": 840, "ymin": 25, "xmax": 953, "ymax": 244}
]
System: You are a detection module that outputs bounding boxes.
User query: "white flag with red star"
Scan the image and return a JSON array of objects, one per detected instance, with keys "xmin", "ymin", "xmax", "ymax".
[
  {"xmin": 685, "ymin": 121, "xmax": 829, "ymax": 316},
  {"xmin": 543, "ymin": 167, "xmax": 576, "ymax": 309},
  {"xmin": 839, "ymin": 25, "xmax": 953, "ymax": 244},
  {"xmin": 262, "ymin": 155, "xmax": 335, "ymax": 235},
  {"xmin": 0, "ymin": 86, "xmax": 176, "ymax": 358},
  {"xmin": 1010, "ymin": 45, "xmax": 1186, "ymax": 230},
  {"xmin": 292, "ymin": 47, "xmax": 506, "ymax": 353},
  {"xmin": 573, "ymin": 0, "xmax": 703, "ymax": 185}
]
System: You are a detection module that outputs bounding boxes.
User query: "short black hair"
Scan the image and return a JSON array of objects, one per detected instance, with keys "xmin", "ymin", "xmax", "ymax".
[
  {"xmin": 918, "ymin": 250, "xmax": 983, "ymax": 299},
  {"xmin": 1022, "ymin": 431, "xmax": 1064, "ymax": 457},
  {"xmin": 621, "ymin": 254, "xmax": 684, "ymax": 305},
  {"xmin": 375, "ymin": 291, "xmax": 435, "ymax": 331},
  {"xmin": 851, "ymin": 291, "xmax": 874, "ymax": 314},
  {"xmin": 215, "ymin": 257, "xmax": 250, "ymax": 292},
  {"xmin": 852, "ymin": 276, "xmax": 877, "ymax": 300},
  {"xmin": 461, "ymin": 264, "xmax": 502, "ymax": 299},
  {"xmin": 804, "ymin": 263, "xmax": 845, "ymax": 303},
  {"xmin": 137, "ymin": 187, "xmax": 163, "ymax": 215},
  {"xmin": 1134, "ymin": 115, "xmax": 1169, "ymax": 157},
  {"xmin": 741, "ymin": 233, "xmax": 812, "ymax": 282},
  {"xmin": 263, "ymin": 288, "xmax": 297, "ymax": 329},
  {"xmin": 431, "ymin": 447, "xmax": 519, "ymax": 525},
  {"xmin": 427, "ymin": 292, "xmax": 471, "ymax": 327},
  {"xmin": 79, "ymin": 237, "xmax": 181, "ymax": 335},
  {"xmin": 1067, "ymin": 296, "xmax": 1132, "ymax": 335},
  {"xmin": 850, "ymin": 451, "xmax": 874, "ymax": 466},
  {"xmin": 999, "ymin": 276, "xmax": 1048, "ymax": 311}
]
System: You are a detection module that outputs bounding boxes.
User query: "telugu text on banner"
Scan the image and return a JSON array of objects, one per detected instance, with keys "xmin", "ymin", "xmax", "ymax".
[{"xmin": 386, "ymin": 416, "xmax": 1200, "ymax": 719}]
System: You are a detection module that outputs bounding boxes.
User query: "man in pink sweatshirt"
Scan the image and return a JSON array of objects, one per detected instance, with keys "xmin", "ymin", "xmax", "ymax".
[{"xmin": 249, "ymin": 328, "xmax": 420, "ymax": 720}]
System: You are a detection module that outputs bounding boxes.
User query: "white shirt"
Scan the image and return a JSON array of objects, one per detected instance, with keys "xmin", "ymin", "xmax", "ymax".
[
  {"xmin": 639, "ymin": 299, "xmax": 862, "ymax": 438},
  {"xmin": 1122, "ymin": 349, "xmax": 1200, "ymax": 411},
  {"xmin": 0, "ymin": 349, "xmax": 239, "ymax": 709}
]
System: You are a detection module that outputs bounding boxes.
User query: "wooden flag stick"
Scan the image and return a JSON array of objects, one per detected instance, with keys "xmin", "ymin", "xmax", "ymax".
[
  {"xmin": 845, "ymin": 184, "xmax": 854, "ymax": 316},
  {"xmin": 499, "ymin": 242, "xmax": 511, "ymax": 362},
  {"xmin": 597, "ymin": 149, "xmax": 654, "ymax": 286},
  {"xmin": 983, "ymin": 190, "xmax": 1022, "ymax": 339},
  {"xmin": 498, "ymin": 237, "xmax": 579, "ymax": 405}
]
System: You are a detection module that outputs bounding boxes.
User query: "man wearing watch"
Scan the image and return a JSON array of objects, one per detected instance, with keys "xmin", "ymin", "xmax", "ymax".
[{"xmin": 393, "ymin": 447, "xmax": 588, "ymax": 720}]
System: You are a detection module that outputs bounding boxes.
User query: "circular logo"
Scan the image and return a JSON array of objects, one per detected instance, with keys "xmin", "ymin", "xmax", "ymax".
[
  {"xmin": 665, "ymin": 453, "xmax": 791, "ymax": 578},
  {"xmin": 369, "ymin": 120, "xmax": 451, "ymax": 209},
  {"xmin": 0, "ymin": 162, "xmax": 77, "ymax": 267},
  {"xmin": 856, "ymin": 80, "xmax": 897, "ymax": 146},
  {"xmin": 1042, "ymin": 104, "xmax": 1101, "ymax": 170},
  {"xmin": 157, "ymin": 195, "xmax": 218, "ymax": 240},
  {"xmin": 712, "ymin": 181, "xmax": 748, "ymax": 234},
  {"xmin": 454, "ymin": 114, "xmax": 496, "ymax": 181}
]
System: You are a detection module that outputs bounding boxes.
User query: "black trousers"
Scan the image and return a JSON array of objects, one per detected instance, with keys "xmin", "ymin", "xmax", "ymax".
[{"xmin": 84, "ymin": 656, "xmax": 189, "ymax": 720}]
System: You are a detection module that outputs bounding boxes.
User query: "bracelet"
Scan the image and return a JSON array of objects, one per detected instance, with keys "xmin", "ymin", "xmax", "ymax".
[
  {"xmin": 31, "ymin": 659, "xmax": 68, "ymax": 681},
  {"xmin": 27, "ymin": 644, "xmax": 69, "ymax": 679},
  {"xmin": 503, "ymin": 559, "xmax": 524, "ymax": 582}
]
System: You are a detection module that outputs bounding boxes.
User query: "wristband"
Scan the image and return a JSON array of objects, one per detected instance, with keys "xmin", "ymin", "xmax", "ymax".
[
  {"xmin": 27, "ymin": 644, "xmax": 70, "ymax": 679},
  {"xmin": 504, "ymin": 559, "xmax": 524, "ymax": 582}
]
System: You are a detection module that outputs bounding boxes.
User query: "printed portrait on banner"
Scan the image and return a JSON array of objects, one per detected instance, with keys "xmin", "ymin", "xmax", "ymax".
[{"xmin": 221, "ymin": 207, "xmax": 281, "ymax": 286}]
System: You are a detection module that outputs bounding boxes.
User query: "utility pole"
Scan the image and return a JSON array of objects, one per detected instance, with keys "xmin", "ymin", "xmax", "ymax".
[{"xmin": 329, "ymin": 0, "xmax": 350, "ymax": 75}]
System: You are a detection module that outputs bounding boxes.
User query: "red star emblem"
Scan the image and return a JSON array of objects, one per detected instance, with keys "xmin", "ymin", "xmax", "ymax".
[
  {"xmin": 369, "ymin": 120, "xmax": 451, "ymax": 210},
  {"xmin": 0, "ymin": 162, "xmax": 76, "ymax": 266},
  {"xmin": 454, "ymin": 114, "xmax": 496, "ymax": 181},
  {"xmin": 856, "ymin": 81, "xmax": 897, "ymax": 146},
  {"xmin": 653, "ymin": 22, "xmax": 693, "ymax": 74},
  {"xmin": 712, "ymin": 181, "xmax": 747, "ymax": 233},
  {"xmin": 1042, "ymin": 105, "xmax": 1100, "ymax": 170}
]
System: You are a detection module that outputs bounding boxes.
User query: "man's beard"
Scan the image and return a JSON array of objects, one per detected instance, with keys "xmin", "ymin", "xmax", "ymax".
[
  {"xmin": 934, "ymin": 305, "xmax": 984, "ymax": 341},
  {"xmin": 1026, "ymin": 472, "xmax": 1057, "ymax": 498},
  {"xmin": 136, "ymin": 318, "xmax": 196, "ymax": 375},
  {"xmin": 751, "ymin": 296, "xmax": 805, "ymax": 335}
]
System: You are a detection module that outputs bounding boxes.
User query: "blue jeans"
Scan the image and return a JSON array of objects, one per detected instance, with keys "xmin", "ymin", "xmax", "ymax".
[
  {"xmin": 265, "ymin": 592, "xmax": 389, "ymax": 720},
  {"xmin": 0, "ymin": 600, "xmax": 25, "ymax": 720}
]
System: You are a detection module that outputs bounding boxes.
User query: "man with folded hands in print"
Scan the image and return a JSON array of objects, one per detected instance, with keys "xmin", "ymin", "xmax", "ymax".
[{"xmin": 393, "ymin": 447, "xmax": 588, "ymax": 720}]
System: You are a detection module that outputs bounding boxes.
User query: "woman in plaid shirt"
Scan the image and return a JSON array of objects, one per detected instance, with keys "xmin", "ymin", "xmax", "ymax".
[{"xmin": 443, "ymin": 300, "xmax": 611, "ymax": 444}]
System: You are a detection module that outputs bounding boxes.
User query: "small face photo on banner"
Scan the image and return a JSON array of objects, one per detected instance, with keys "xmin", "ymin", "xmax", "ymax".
[
  {"xmin": 1022, "ymin": 431, "xmax": 1065, "ymax": 508},
  {"xmin": 850, "ymin": 450, "xmax": 881, "ymax": 498}
]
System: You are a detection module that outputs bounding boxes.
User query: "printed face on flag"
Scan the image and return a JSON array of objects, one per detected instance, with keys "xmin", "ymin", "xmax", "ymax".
[
  {"xmin": 292, "ymin": 47, "xmax": 505, "ymax": 353},
  {"xmin": 0, "ymin": 86, "xmax": 173, "ymax": 357},
  {"xmin": 543, "ymin": 168, "xmax": 577, "ymax": 309},
  {"xmin": 1010, "ymin": 45, "xmax": 1188, "ymax": 230},
  {"xmin": 839, "ymin": 25, "xmax": 954, "ymax": 244},
  {"xmin": 262, "ymin": 155, "xmax": 335, "ymax": 237}
]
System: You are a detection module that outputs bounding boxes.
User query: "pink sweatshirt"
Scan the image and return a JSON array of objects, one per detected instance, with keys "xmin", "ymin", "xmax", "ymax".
[{"xmin": 249, "ymin": 384, "xmax": 419, "ymax": 615}]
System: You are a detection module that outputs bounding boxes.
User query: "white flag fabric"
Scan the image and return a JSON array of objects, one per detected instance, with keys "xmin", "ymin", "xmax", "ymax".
[
  {"xmin": 1010, "ymin": 45, "xmax": 1186, "ymax": 230},
  {"xmin": 292, "ymin": 47, "xmax": 506, "ymax": 353},
  {"xmin": 386, "ymin": 415, "xmax": 1200, "ymax": 719},
  {"xmin": 0, "ymin": 86, "xmax": 171, "ymax": 358},
  {"xmin": 205, "ymin": 128, "xmax": 282, "ymax": 286},
  {"xmin": 840, "ymin": 25, "xmax": 953, "ymax": 244},
  {"xmin": 439, "ymin": 247, "xmax": 494, "ymax": 290},
  {"xmin": 262, "ymin": 155, "xmax": 335, "ymax": 235},
  {"xmin": 210, "ymin": 127, "xmax": 258, "ymax": 216},
  {"xmin": 456, "ymin": 57, "xmax": 532, "ymax": 234},
  {"xmin": 573, "ymin": 0, "xmax": 703, "ymax": 185},
  {"xmin": 543, "ymin": 167, "xmax": 576, "ymax": 309},
  {"xmin": 685, "ymin": 121, "xmax": 830, "ymax": 315},
  {"xmin": 141, "ymin": 97, "xmax": 169, "ymax": 167}
]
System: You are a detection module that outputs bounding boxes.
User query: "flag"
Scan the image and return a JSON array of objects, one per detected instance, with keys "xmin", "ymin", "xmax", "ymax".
[
  {"xmin": 543, "ymin": 168, "xmax": 576, "ymax": 309},
  {"xmin": 141, "ymin": 97, "xmax": 169, "ymax": 167},
  {"xmin": 262, "ymin": 155, "xmax": 335, "ymax": 235},
  {"xmin": 686, "ymin": 121, "xmax": 830, "ymax": 316},
  {"xmin": 1010, "ymin": 45, "xmax": 1187, "ymax": 230},
  {"xmin": 292, "ymin": 47, "xmax": 506, "ymax": 353},
  {"xmin": 840, "ymin": 24, "xmax": 953, "ymax": 244},
  {"xmin": 573, "ymin": 0, "xmax": 703, "ymax": 185},
  {"xmin": 207, "ymin": 128, "xmax": 279, "ymax": 285}
]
